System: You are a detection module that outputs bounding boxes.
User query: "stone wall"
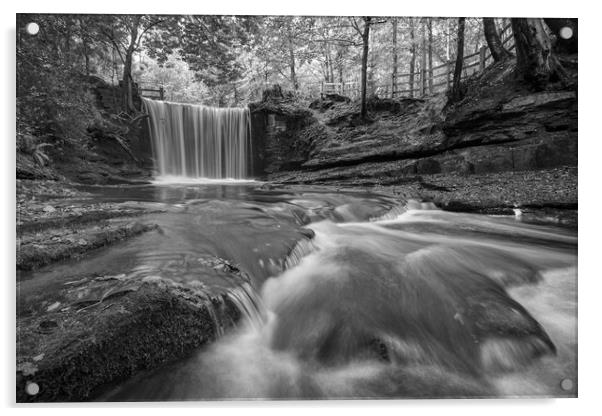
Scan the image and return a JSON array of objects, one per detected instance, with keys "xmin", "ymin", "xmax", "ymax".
[{"xmin": 249, "ymin": 88, "xmax": 325, "ymax": 177}]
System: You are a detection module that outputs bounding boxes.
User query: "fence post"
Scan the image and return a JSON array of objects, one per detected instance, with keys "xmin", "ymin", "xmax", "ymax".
[
  {"xmin": 159, "ymin": 86, "xmax": 165, "ymax": 101},
  {"xmin": 391, "ymin": 74, "xmax": 395, "ymax": 98},
  {"xmin": 479, "ymin": 46, "xmax": 487, "ymax": 72}
]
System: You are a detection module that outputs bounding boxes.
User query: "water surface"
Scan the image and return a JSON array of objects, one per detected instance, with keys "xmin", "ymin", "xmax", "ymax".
[{"xmin": 21, "ymin": 182, "xmax": 577, "ymax": 400}]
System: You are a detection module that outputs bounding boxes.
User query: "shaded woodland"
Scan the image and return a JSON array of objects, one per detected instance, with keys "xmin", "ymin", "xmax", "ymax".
[{"xmin": 16, "ymin": 14, "xmax": 577, "ymax": 184}]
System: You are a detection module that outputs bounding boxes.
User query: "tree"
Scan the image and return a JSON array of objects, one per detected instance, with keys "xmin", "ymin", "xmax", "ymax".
[
  {"xmin": 483, "ymin": 18, "xmax": 511, "ymax": 62},
  {"xmin": 17, "ymin": 14, "xmax": 101, "ymax": 144},
  {"xmin": 350, "ymin": 17, "xmax": 372, "ymax": 119},
  {"xmin": 391, "ymin": 18, "xmax": 398, "ymax": 97},
  {"xmin": 511, "ymin": 18, "xmax": 567, "ymax": 89},
  {"xmin": 286, "ymin": 20, "xmax": 299, "ymax": 91},
  {"xmin": 421, "ymin": 19, "xmax": 427, "ymax": 96},
  {"xmin": 450, "ymin": 17, "xmax": 466, "ymax": 102},
  {"xmin": 137, "ymin": 52, "xmax": 209, "ymax": 104},
  {"xmin": 428, "ymin": 18, "xmax": 434, "ymax": 94},
  {"xmin": 408, "ymin": 18, "xmax": 417, "ymax": 98},
  {"xmin": 97, "ymin": 15, "xmax": 172, "ymax": 112}
]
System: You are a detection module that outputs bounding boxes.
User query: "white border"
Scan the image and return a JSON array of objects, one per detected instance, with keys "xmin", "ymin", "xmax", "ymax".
[{"xmin": 2, "ymin": 1, "xmax": 599, "ymax": 415}]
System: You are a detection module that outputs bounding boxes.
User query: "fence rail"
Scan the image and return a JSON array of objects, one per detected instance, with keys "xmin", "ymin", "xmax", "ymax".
[
  {"xmin": 318, "ymin": 23, "xmax": 514, "ymax": 100},
  {"xmin": 138, "ymin": 85, "xmax": 165, "ymax": 100}
]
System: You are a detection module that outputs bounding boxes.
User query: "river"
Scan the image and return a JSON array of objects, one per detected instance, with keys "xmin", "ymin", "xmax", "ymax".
[{"xmin": 23, "ymin": 180, "xmax": 573, "ymax": 400}]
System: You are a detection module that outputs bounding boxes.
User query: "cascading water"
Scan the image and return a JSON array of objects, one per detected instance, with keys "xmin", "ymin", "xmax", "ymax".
[
  {"xmin": 101, "ymin": 197, "xmax": 577, "ymax": 401},
  {"xmin": 142, "ymin": 98, "xmax": 252, "ymax": 180}
]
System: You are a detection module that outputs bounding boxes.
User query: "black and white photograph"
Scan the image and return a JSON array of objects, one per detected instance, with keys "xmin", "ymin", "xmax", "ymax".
[{"xmin": 12, "ymin": 4, "xmax": 583, "ymax": 405}]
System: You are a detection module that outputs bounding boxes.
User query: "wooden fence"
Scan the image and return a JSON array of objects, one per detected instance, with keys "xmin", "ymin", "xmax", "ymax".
[
  {"xmin": 318, "ymin": 23, "xmax": 514, "ymax": 100},
  {"xmin": 136, "ymin": 81, "xmax": 165, "ymax": 100},
  {"xmin": 321, "ymin": 80, "xmax": 361, "ymax": 99},
  {"xmin": 135, "ymin": 24, "xmax": 514, "ymax": 103}
]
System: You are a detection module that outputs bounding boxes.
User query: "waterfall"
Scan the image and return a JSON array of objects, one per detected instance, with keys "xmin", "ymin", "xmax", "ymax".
[{"xmin": 142, "ymin": 98, "xmax": 252, "ymax": 180}]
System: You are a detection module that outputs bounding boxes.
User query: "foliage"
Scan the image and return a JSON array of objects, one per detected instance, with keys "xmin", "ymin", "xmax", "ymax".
[
  {"xmin": 17, "ymin": 14, "xmax": 102, "ymax": 146},
  {"xmin": 18, "ymin": 14, "xmax": 555, "ymax": 137},
  {"xmin": 135, "ymin": 52, "xmax": 210, "ymax": 104}
]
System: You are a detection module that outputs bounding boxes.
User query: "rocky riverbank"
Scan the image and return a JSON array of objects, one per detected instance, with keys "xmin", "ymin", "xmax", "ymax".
[
  {"xmin": 17, "ymin": 273, "xmax": 242, "ymax": 402},
  {"xmin": 16, "ymin": 180, "xmax": 161, "ymax": 271},
  {"xmin": 270, "ymin": 167, "xmax": 577, "ymax": 226},
  {"xmin": 250, "ymin": 59, "xmax": 577, "ymax": 226}
]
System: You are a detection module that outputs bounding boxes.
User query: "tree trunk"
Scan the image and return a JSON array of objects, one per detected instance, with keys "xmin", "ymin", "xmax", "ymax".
[
  {"xmin": 337, "ymin": 48, "xmax": 344, "ymax": 84},
  {"xmin": 511, "ymin": 18, "xmax": 567, "ymax": 89},
  {"xmin": 325, "ymin": 49, "xmax": 335, "ymax": 83},
  {"xmin": 428, "ymin": 18, "xmax": 433, "ymax": 93},
  {"xmin": 322, "ymin": 59, "xmax": 329, "ymax": 83},
  {"xmin": 288, "ymin": 41, "xmax": 298, "ymax": 90},
  {"xmin": 360, "ymin": 17, "xmax": 371, "ymax": 120},
  {"xmin": 123, "ymin": 48, "xmax": 136, "ymax": 112},
  {"xmin": 392, "ymin": 18, "xmax": 398, "ymax": 97},
  {"xmin": 368, "ymin": 38, "xmax": 376, "ymax": 96},
  {"xmin": 79, "ymin": 18, "xmax": 91, "ymax": 76},
  {"xmin": 122, "ymin": 16, "xmax": 141, "ymax": 113},
  {"xmin": 474, "ymin": 21, "xmax": 482, "ymax": 54},
  {"xmin": 446, "ymin": 18, "xmax": 451, "ymax": 61},
  {"xmin": 286, "ymin": 23, "xmax": 298, "ymax": 91},
  {"xmin": 450, "ymin": 17, "xmax": 466, "ymax": 102},
  {"xmin": 421, "ymin": 19, "xmax": 427, "ymax": 96},
  {"xmin": 409, "ymin": 18, "xmax": 416, "ymax": 98},
  {"xmin": 483, "ymin": 18, "xmax": 511, "ymax": 62}
]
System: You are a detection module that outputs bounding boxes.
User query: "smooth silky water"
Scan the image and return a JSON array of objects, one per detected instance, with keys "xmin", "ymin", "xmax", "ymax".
[
  {"xmin": 22, "ymin": 101, "xmax": 576, "ymax": 400},
  {"xmin": 18, "ymin": 180, "xmax": 570, "ymax": 401},
  {"xmin": 17, "ymin": 182, "xmax": 577, "ymax": 400},
  {"xmin": 142, "ymin": 98, "xmax": 251, "ymax": 180}
]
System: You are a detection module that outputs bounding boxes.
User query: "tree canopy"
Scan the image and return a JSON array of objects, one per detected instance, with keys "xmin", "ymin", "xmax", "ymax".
[{"xmin": 17, "ymin": 14, "xmax": 576, "ymax": 129}]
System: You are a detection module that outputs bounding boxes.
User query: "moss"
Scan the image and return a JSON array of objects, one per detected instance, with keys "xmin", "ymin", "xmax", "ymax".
[
  {"xmin": 17, "ymin": 221, "xmax": 159, "ymax": 271},
  {"xmin": 16, "ymin": 283, "xmax": 238, "ymax": 402}
]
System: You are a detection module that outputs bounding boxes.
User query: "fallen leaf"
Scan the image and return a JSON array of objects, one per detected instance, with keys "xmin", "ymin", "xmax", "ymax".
[{"xmin": 46, "ymin": 301, "xmax": 61, "ymax": 312}]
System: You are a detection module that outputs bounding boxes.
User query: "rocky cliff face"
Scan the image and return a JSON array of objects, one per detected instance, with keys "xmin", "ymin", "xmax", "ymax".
[
  {"xmin": 249, "ymin": 61, "xmax": 577, "ymax": 217},
  {"xmin": 250, "ymin": 62, "xmax": 576, "ymax": 180},
  {"xmin": 249, "ymin": 86, "xmax": 327, "ymax": 175}
]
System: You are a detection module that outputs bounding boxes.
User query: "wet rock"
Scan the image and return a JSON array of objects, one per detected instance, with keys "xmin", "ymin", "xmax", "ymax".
[
  {"xmin": 17, "ymin": 185, "xmax": 167, "ymax": 272},
  {"xmin": 17, "ymin": 220, "xmax": 159, "ymax": 271},
  {"xmin": 16, "ymin": 281, "xmax": 240, "ymax": 402}
]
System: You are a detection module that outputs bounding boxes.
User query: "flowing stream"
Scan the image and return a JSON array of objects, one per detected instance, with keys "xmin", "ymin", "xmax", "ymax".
[{"xmin": 40, "ymin": 183, "xmax": 575, "ymax": 401}]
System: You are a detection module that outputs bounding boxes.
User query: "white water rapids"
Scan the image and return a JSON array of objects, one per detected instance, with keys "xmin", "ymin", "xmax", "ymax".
[{"xmin": 104, "ymin": 203, "xmax": 577, "ymax": 400}]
